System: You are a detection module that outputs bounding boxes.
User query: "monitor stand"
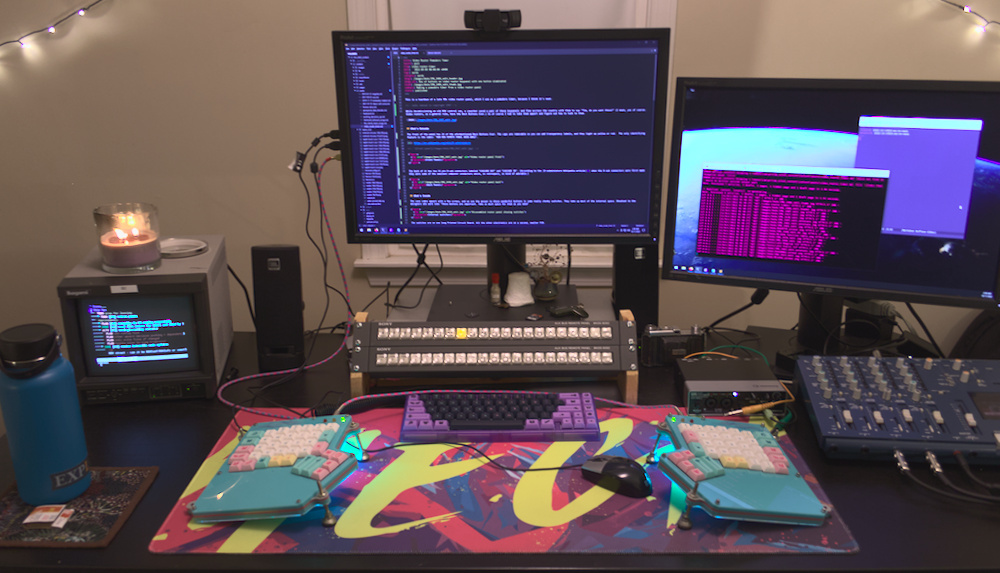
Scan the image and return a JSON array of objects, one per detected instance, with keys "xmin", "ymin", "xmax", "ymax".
[{"xmin": 428, "ymin": 284, "xmax": 580, "ymax": 321}]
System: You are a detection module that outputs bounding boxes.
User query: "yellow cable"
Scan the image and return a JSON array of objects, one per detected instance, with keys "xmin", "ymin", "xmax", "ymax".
[
  {"xmin": 682, "ymin": 351, "xmax": 739, "ymax": 360},
  {"xmin": 729, "ymin": 380, "xmax": 796, "ymax": 416}
]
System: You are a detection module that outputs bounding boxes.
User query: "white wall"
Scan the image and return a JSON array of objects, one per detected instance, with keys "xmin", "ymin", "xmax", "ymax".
[
  {"xmin": 1, "ymin": 0, "xmax": 355, "ymax": 333},
  {"xmin": 1, "ymin": 1, "xmax": 998, "ymax": 432}
]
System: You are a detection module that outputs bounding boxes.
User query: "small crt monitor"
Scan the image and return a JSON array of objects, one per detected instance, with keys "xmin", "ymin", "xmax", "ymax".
[{"xmin": 57, "ymin": 235, "xmax": 233, "ymax": 404}]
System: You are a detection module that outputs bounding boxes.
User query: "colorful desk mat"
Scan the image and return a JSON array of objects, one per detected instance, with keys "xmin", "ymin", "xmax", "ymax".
[
  {"xmin": 149, "ymin": 407, "xmax": 858, "ymax": 555},
  {"xmin": 0, "ymin": 467, "xmax": 157, "ymax": 548}
]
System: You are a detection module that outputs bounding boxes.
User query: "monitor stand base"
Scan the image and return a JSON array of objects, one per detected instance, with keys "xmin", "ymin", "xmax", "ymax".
[{"xmin": 428, "ymin": 284, "xmax": 579, "ymax": 322}]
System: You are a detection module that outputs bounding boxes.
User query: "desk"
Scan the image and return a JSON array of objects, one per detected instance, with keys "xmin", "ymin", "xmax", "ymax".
[{"xmin": 0, "ymin": 332, "xmax": 997, "ymax": 571}]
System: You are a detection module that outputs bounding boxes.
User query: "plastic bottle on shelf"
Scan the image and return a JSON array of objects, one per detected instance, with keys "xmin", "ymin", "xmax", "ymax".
[{"xmin": 490, "ymin": 273, "xmax": 502, "ymax": 306}]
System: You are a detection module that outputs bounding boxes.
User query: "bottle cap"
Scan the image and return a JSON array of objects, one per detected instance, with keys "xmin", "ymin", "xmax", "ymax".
[
  {"xmin": 491, "ymin": 273, "xmax": 500, "ymax": 283},
  {"xmin": 0, "ymin": 324, "xmax": 60, "ymax": 378}
]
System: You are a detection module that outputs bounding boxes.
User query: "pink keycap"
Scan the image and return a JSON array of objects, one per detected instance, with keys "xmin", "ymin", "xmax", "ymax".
[
  {"xmin": 323, "ymin": 450, "xmax": 350, "ymax": 463},
  {"xmin": 685, "ymin": 467, "xmax": 705, "ymax": 481},
  {"xmin": 667, "ymin": 450, "xmax": 694, "ymax": 464}
]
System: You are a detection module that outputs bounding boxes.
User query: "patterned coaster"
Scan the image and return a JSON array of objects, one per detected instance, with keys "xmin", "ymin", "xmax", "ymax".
[{"xmin": 0, "ymin": 467, "xmax": 157, "ymax": 548}]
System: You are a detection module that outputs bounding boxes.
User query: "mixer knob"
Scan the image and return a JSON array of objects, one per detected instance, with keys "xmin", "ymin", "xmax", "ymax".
[
  {"xmin": 924, "ymin": 357, "xmax": 934, "ymax": 370},
  {"xmin": 960, "ymin": 370, "xmax": 971, "ymax": 383},
  {"xmin": 953, "ymin": 359, "xmax": 963, "ymax": 371}
]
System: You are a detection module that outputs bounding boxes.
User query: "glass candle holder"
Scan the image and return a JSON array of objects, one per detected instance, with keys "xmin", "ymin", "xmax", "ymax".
[{"xmin": 93, "ymin": 203, "xmax": 161, "ymax": 273}]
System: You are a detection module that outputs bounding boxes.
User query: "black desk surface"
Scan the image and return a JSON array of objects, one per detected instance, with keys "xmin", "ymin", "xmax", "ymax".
[{"xmin": 1, "ymin": 332, "xmax": 997, "ymax": 572}]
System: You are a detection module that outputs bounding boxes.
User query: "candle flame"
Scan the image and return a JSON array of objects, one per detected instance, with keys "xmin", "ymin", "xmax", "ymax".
[{"xmin": 114, "ymin": 228, "xmax": 129, "ymax": 240}]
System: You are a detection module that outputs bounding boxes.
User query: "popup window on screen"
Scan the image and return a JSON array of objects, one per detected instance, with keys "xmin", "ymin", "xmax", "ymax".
[
  {"xmin": 855, "ymin": 116, "xmax": 983, "ymax": 240},
  {"xmin": 79, "ymin": 295, "xmax": 201, "ymax": 377}
]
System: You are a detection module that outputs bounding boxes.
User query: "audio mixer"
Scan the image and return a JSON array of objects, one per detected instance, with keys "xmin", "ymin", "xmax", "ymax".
[{"xmin": 795, "ymin": 355, "xmax": 1000, "ymax": 464}]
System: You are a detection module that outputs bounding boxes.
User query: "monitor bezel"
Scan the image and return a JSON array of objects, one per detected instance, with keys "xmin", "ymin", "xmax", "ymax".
[
  {"xmin": 331, "ymin": 27, "xmax": 671, "ymax": 246},
  {"xmin": 661, "ymin": 76, "xmax": 1000, "ymax": 310}
]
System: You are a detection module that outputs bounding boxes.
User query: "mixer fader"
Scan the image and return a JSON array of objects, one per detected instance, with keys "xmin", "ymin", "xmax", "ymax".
[{"xmin": 795, "ymin": 355, "xmax": 1000, "ymax": 464}]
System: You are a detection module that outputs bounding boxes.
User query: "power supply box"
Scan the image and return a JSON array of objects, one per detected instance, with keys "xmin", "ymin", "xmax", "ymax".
[{"xmin": 678, "ymin": 358, "xmax": 788, "ymax": 415}]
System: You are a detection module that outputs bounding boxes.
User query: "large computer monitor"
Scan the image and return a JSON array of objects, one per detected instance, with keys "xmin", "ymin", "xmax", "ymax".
[
  {"xmin": 331, "ymin": 28, "xmax": 670, "ymax": 318},
  {"xmin": 662, "ymin": 77, "xmax": 1000, "ymax": 354}
]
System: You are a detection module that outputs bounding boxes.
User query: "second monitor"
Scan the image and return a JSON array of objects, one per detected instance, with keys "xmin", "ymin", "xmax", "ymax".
[{"xmin": 331, "ymin": 28, "xmax": 671, "ymax": 321}]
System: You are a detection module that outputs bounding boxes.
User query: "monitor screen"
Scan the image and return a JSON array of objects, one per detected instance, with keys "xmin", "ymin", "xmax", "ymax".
[
  {"xmin": 77, "ymin": 294, "xmax": 201, "ymax": 377},
  {"xmin": 663, "ymin": 78, "xmax": 1000, "ymax": 310},
  {"xmin": 331, "ymin": 28, "xmax": 670, "ymax": 245}
]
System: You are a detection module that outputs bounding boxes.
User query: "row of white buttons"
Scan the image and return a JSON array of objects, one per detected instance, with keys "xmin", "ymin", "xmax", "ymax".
[
  {"xmin": 374, "ymin": 350, "xmax": 615, "ymax": 366},
  {"xmin": 376, "ymin": 326, "xmax": 614, "ymax": 341}
]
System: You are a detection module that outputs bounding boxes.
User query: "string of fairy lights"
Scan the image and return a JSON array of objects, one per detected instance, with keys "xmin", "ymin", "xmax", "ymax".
[
  {"xmin": 0, "ymin": 0, "xmax": 997, "ymax": 53},
  {"xmin": 0, "ymin": 0, "xmax": 105, "ymax": 50},
  {"xmin": 939, "ymin": 0, "xmax": 1000, "ymax": 33}
]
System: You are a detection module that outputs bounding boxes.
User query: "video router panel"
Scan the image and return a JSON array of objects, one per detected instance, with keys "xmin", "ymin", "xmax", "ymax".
[{"xmin": 349, "ymin": 319, "xmax": 638, "ymax": 379}]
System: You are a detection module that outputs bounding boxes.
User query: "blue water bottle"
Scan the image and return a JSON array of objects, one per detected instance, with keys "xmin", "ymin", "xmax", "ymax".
[{"xmin": 0, "ymin": 324, "xmax": 91, "ymax": 505}]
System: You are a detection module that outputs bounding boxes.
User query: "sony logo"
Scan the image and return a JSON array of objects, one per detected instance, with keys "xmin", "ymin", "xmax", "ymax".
[
  {"xmin": 492, "ymin": 237, "xmax": 511, "ymax": 243},
  {"xmin": 64, "ymin": 290, "xmax": 91, "ymax": 296},
  {"xmin": 812, "ymin": 287, "xmax": 833, "ymax": 294}
]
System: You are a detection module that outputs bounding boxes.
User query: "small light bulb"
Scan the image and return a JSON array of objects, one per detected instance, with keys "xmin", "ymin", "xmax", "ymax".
[
  {"xmin": 48, "ymin": 26, "xmax": 56, "ymax": 34},
  {"xmin": 18, "ymin": 38, "xmax": 27, "ymax": 47},
  {"xmin": 78, "ymin": 9, "xmax": 86, "ymax": 16},
  {"xmin": 976, "ymin": 25, "xmax": 986, "ymax": 33},
  {"xmin": 964, "ymin": 5, "xmax": 972, "ymax": 12}
]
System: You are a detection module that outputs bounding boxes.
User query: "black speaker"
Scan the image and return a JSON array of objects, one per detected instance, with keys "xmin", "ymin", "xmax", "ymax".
[
  {"xmin": 252, "ymin": 245, "xmax": 305, "ymax": 372},
  {"xmin": 612, "ymin": 243, "xmax": 659, "ymax": 335}
]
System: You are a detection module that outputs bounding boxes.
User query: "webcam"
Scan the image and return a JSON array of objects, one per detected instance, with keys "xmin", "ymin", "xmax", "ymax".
[{"xmin": 464, "ymin": 9, "xmax": 522, "ymax": 32}]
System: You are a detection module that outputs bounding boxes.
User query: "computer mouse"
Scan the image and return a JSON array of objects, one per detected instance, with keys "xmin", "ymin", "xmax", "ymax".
[{"xmin": 580, "ymin": 455, "xmax": 653, "ymax": 498}]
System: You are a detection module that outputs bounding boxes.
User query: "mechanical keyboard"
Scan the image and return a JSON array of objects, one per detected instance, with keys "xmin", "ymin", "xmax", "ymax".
[
  {"xmin": 349, "ymin": 318, "xmax": 638, "ymax": 378},
  {"xmin": 656, "ymin": 415, "xmax": 829, "ymax": 527},
  {"xmin": 187, "ymin": 415, "xmax": 359, "ymax": 522},
  {"xmin": 400, "ymin": 391, "xmax": 600, "ymax": 443},
  {"xmin": 796, "ymin": 355, "xmax": 1000, "ymax": 464}
]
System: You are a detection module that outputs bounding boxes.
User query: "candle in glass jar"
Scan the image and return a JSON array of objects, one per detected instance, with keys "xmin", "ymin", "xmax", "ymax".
[
  {"xmin": 93, "ymin": 203, "xmax": 161, "ymax": 272},
  {"xmin": 99, "ymin": 227, "xmax": 160, "ymax": 268}
]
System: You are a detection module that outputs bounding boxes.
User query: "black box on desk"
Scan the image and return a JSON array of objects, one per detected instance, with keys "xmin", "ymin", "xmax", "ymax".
[{"xmin": 678, "ymin": 357, "xmax": 787, "ymax": 415}]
